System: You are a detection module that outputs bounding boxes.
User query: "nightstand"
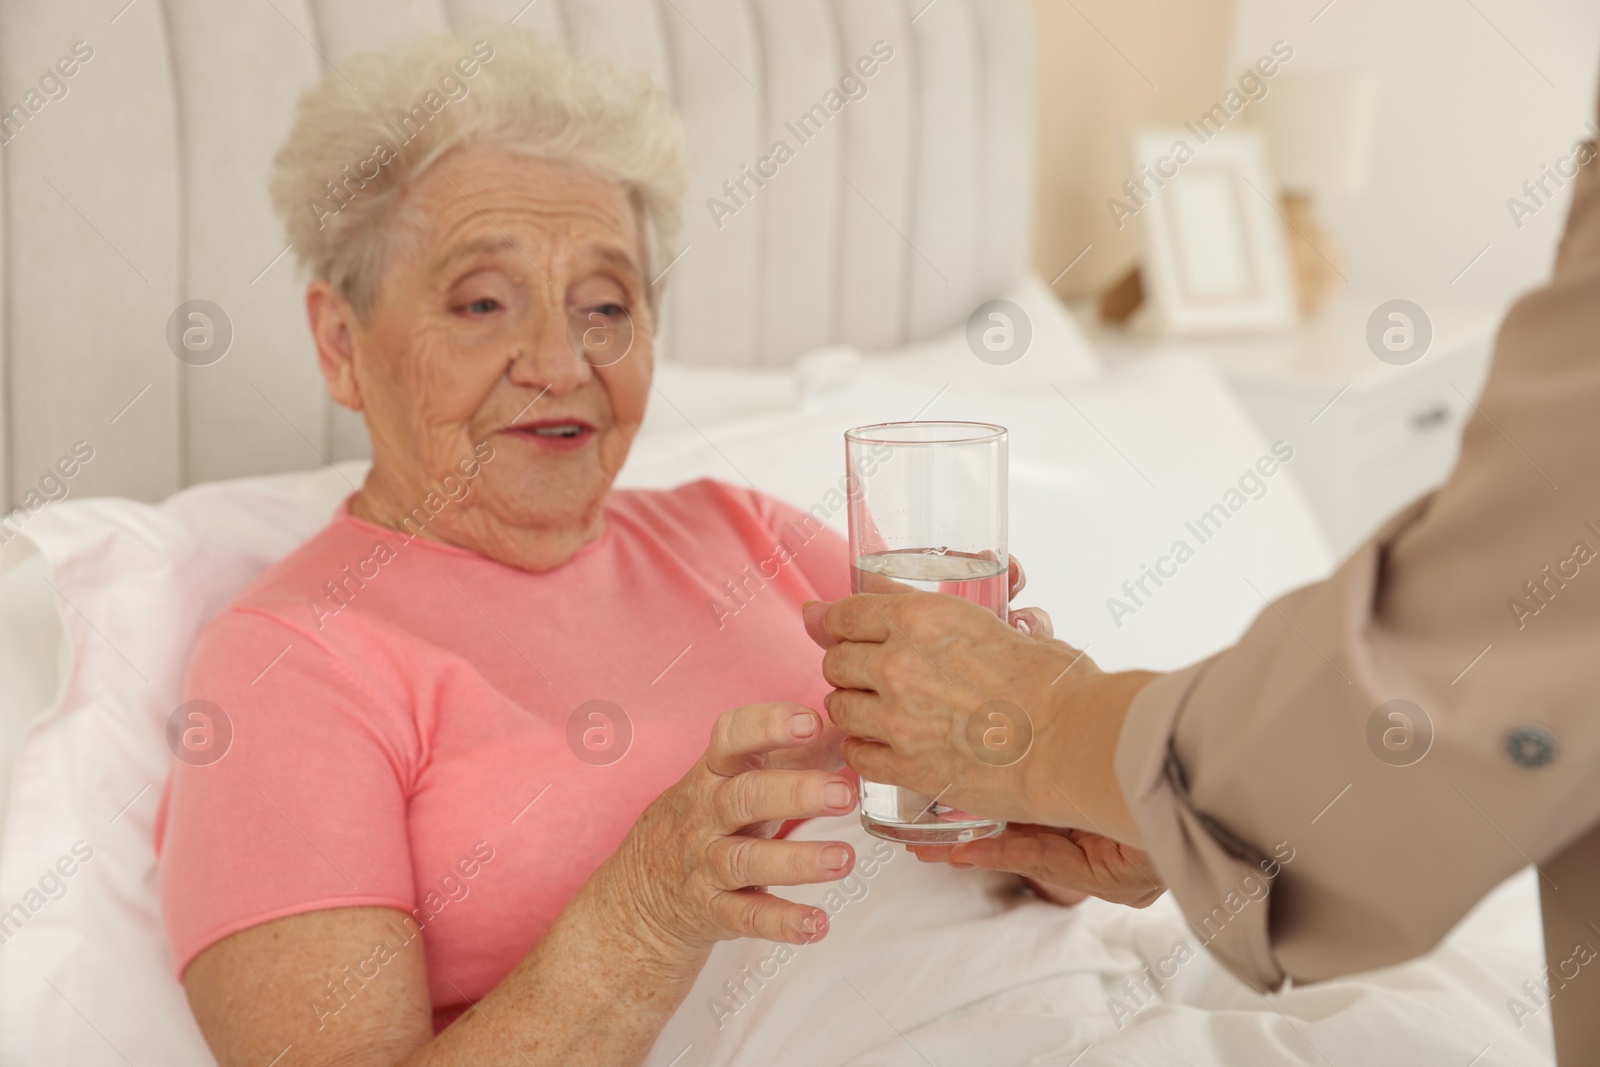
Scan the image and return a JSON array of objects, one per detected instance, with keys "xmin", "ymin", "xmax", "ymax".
[{"xmin": 1081, "ymin": 295, "xmax": 1503, "ymax": 559}]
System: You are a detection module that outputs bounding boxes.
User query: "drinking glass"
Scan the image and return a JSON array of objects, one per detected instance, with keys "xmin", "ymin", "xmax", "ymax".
[{"xmin": 844, "ymin": 421, "xmax": 1008, "ymax": 844}]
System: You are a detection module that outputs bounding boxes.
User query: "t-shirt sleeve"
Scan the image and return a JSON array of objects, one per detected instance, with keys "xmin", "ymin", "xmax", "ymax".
[
  {"xmin": 748, "ymin": 489, "xmax": 853, "ymax": 601},
  {"xmin": 155, "ymin": 608, "xmax": 418, "ymax": 978}
]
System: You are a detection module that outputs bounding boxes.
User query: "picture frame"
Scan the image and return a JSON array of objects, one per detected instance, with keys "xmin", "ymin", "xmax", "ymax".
[{"xmin": 1125, "ymin": 127, "xmax": 1297, "ymax": 335}]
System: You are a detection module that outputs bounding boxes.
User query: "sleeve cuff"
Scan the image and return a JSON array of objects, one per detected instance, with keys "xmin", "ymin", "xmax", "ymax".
[{"xmin": 1116, "ymin": 662, "xmax": 1290, "ymax": 994}]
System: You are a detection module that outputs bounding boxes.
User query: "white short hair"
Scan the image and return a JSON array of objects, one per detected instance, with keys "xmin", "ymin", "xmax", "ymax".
[{"xmin": 270, "ymin": 30, "xmax": 686, "ymax": 317}]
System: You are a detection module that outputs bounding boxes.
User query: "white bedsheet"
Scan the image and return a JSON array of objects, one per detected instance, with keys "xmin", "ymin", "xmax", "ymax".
[{"xmin": 645, "ymin": 818, "xmax": 1549, "ymax": 1067}]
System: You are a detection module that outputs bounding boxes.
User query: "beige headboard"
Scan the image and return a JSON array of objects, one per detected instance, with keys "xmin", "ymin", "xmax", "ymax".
[{"xmin": 0, "ymin": 0, "xmax": 1032, "ymax": 508}]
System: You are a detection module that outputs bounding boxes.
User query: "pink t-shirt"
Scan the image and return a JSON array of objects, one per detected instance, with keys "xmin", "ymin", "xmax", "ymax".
[{"xmin": 154, "ymin": 479, "xmax": 848, "ymax": 1032}]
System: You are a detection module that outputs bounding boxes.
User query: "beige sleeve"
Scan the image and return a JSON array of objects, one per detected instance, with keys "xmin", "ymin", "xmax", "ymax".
[{"xmin": 1115, "ymin": 121, "xmax": 1600, "ymax": 995}]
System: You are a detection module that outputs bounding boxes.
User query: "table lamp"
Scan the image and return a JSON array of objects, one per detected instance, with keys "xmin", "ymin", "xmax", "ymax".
[{"xmin": 1249, "ymin": 68, "xmax": 1379, "ymax": 315}]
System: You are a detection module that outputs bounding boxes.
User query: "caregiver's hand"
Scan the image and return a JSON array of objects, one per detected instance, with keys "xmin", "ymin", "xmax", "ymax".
[
  {"xmin": 803, "ymin": 592, "xmax": 1157, "ymax": 845},
  {"xmin": 599, "ymin": 702, "xmax": 857, "ymax": 961},
  {"xmin": 910, "ymin": 826, "xmax": 1165, "ymax": 908}
]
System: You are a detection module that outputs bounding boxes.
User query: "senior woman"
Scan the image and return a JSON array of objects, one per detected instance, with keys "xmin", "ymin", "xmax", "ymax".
[{"xmin": 152, "ymin": 32, "xmax": 881, "ymax": 1067}]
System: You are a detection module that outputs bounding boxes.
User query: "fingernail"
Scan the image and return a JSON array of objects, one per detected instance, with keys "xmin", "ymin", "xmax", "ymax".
[
  {"xmin": 822, "ymin": 846, "xmax": 849, "ymax": 870},
  {"xmin": 802, "ymin": 601, "xmax": 838, "ymax": 649},
  {"xmin": 790, "ymin": 712, "xmax": 818, "ymax": 738},
  {"xmin": 1013, "ymin": 616, "xmax": 1032, "ymax": 635},
  {"xmin": 823, "ymin": 781, "xmax": 852, "ymax": 810}
]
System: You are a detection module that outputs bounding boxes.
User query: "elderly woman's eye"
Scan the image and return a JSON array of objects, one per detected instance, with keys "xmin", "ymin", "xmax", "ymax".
[
  {"xmin": 463, "ymin": 297, "xmax": 501, "ymax": 315},
  {"xmin": 585, "ymin": 302, "xmax": 627, "ymax": 320}
]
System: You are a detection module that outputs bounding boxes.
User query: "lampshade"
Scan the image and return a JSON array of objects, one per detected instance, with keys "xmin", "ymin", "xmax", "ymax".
[{"xmin": 1250, "ymin": 68, "xmax": 1379, "ymax": 196}]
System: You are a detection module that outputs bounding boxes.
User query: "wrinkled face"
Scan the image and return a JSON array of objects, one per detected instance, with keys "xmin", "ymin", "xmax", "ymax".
[{"xmin": 344, "ymin": 146, "xmax": 653, "ymax": 558}]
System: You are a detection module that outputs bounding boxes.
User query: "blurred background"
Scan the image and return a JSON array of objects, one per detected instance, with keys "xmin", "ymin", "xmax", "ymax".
[
  {"xmin": 1029, "ymin": 0, "xmax": 1599, "ymax": 554},
  {"xmin": 1032, "ymin": 0, "xmax": 1600, "ymax": 313}
]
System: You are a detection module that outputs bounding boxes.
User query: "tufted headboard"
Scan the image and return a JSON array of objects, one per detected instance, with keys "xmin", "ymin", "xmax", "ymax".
[{"xmin": 0, "ymin": 0, "xmax": 1033, "ymax": 508}]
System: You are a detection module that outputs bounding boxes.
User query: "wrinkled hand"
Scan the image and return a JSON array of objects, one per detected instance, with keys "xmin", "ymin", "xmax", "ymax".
[
  {"xmin": 910, "ymin": 825, "xmax": 1166, "ymax": 908},
  {"xmin": 604, "ymin": 703, "xmax": 858, "ymax": 956}
]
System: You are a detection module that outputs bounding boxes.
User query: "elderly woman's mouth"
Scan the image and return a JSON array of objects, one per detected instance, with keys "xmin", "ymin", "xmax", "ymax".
[{"xmin": 501, "ymin": 419, "xmax": 597, "ymax": 450}]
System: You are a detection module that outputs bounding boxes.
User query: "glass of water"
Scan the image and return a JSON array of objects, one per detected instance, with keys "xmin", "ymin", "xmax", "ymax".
[{"xmin": 844, "ymin": 421, "xmax": 1008, "ymax": 845}]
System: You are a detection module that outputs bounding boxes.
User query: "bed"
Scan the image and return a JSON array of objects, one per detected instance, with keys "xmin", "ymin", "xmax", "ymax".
[{"xmin": 0, "ymin": 1, "xmax": 1551, "ymax": 1064}]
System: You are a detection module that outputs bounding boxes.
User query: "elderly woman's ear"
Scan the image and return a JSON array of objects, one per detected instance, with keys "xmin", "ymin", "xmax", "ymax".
[{"xmin": 305, "ymin": 279, "xmax": 363, "ymax": 413}]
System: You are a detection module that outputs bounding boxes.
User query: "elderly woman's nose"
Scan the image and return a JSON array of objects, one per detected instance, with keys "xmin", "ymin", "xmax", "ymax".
[{"xmin": 507, "ymin": 314, "xmax": 593, "ymax": 394}]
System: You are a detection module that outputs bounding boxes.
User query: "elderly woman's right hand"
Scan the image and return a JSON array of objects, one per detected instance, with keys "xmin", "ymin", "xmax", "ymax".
[{"xmin": 599, "ymin": 702, "xmax": 858, "ymax": 959}]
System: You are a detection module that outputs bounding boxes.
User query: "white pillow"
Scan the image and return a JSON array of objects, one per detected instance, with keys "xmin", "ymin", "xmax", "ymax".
[
  {"xmin": 0, "ymin": 541, "xmax": 64, "ymax": 841},
  {"xmin": 811, "ymin": 270, "xmax": 1105, "ymax": 392},
  {"xmin": 642, "ymin": 271, "xmax": 1102, "ymax": 439},
  {"xmin": 0, "ymin": 463, "xmax": 365, "ymax": 1067}
]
